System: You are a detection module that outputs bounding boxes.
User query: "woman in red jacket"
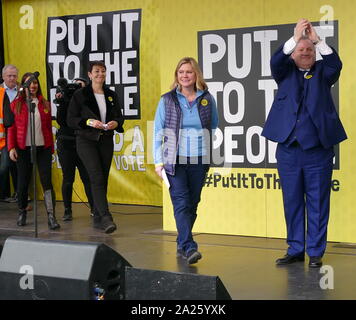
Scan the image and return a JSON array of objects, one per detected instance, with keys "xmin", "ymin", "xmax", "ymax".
[{"xmin": 7, "ymin": 72, "xmax": 60, "ymax": 229}]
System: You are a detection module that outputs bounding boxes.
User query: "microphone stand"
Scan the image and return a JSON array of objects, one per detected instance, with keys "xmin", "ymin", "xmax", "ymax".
[{"xmin": 25, "ymin": 88, "xmax": 38, "ymax": 238}]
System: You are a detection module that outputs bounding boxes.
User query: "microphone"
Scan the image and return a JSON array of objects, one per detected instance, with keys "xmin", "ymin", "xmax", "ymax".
[{"xmin": 22, "ymin": 71, "xmax": 40, "ymax": 88}]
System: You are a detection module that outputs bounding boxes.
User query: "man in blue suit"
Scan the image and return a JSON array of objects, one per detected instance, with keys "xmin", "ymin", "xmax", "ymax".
[{"xmin": 262, "ymin": 19, "xmax": 347, "ymax": 268}]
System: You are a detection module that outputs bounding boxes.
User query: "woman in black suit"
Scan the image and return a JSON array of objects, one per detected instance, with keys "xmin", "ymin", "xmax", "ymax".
[{"xmin": 67, "ymin": 61, "xmax": 124, "ymax": 233}]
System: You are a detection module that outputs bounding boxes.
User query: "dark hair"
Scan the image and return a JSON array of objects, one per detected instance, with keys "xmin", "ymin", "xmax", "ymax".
[
  {"xmin": 15, "ymin": 72, "xmax": 45, "ymax": 114},
  {"xmin": 88, "ymin": 61, "xmax": 106, "ymax": 72}
]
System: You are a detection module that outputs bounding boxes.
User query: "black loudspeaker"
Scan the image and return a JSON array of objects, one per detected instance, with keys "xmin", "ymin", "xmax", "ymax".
[
  {"xmin": 0, "ymin": 236, "xmax": 131, "ymax": 300},
  {"xmin": 125, "ymin": 267, "xmax": 232, "ymax": 300}
]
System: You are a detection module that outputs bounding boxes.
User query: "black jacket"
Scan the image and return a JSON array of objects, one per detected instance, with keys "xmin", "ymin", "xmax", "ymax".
[
  {"xmin": 56, "ymin": 97, "xmax": 76, "ymax": 140},
  {"xmin": 3, "ymin": 93, "xmax": 14, "ymax": 128},
  {"xmin": 67, "ymin": 84, "xmax": 124, "ymax": 141}
]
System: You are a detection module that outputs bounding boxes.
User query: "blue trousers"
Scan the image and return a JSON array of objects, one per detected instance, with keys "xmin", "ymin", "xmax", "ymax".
[
  {"xmin": 276, "ymin": 143, "xmax": 334, "ymax": 257},
  {"xmin": 167, "ymin": 159, "xmax": 208, "ymax": 254}
]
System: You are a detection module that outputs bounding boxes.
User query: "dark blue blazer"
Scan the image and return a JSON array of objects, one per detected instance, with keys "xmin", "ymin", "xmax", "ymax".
[{"xmin": 262, "ymin": 45, "xmax": 347, "ymax": 148}]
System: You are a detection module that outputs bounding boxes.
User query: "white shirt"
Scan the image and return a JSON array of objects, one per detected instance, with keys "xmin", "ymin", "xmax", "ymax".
[
  {"xmin": 3, "ymin": 83, "xmax": 18, "ymax": 103},
  {"xmin": 283, "ymin": 36, "xmax": 333, "ymax": 59},
  {"xmin": 94, "ymin": 93, "xmax": 106, "ymax": 123},
  {"xmin": 25, "ymin": 98, "xmax": 45, "ymax": 147}
]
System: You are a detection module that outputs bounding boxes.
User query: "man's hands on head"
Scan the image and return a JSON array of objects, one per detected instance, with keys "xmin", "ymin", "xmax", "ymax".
[
  {"xmin": 305, "ymin": 23, "xmax": 321, "ymax": 44},
  {"xmin": 294, "ymin": 19, "xmax": 309, "ymax": 42},
  {"xmin": 294, "ymin": 19, "xmax": 320, "ymax": 44}
]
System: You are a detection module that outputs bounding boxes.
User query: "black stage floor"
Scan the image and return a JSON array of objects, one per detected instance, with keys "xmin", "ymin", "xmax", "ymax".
[{"xmin": 1, "ymin": 200, "xmax": 356, "ymax": 300}]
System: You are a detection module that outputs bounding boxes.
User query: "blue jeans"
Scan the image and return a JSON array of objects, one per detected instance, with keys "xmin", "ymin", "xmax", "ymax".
[{"xmin": 167, "ymin": 158, "xmax": 208, "ymax": 254}]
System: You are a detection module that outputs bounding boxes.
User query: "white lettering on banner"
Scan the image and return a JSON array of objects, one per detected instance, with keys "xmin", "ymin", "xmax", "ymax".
[
  {"xmin": 124, "ymin": 86, "xmax": 138, "ymax": 116},
  {"xmin": 86, "ymin": 16, "xmax": 103, "ymax": 51},
  {"xmin": 131, "ymin": 126, "xmax": 144, "ymax": 152},
  {"xmin": 223, "ymin": 81, "xmax": 245, "ymax": 124},
  {"xmin": 253, "ymin": 30, "xmax": 278, "ymax": 77},
  {"xmin": 51, "ymin": 125, "xmax": 146, "ymax": 173},
  {"xmin": 113, "ymin": 155, "xmax": 145, "ymax": 171},
  {"xmin": 227, "ymin": 33, "xmax": 251, "ymax": 79},
  {"xmin": 112, "ymin": 125, "xmax": 145, "ymax": 171},
  {"xmin": 202, "ymin": 34, "xmax": 226, "ymax": 79},
  {"xmin": 258, "ymin": 79, "xmax": 278, "ymax": 120},
  {"xmin": 224, "ymin": 126, "xmax": 244, "ymax": 163},
  {"xmin": 46, "ymin": 10, "xmax": 141, "ymax": 119},
  {"xmin": 67, "ymin": 19, "xmax": 87, "ymax": 53},
  {"xmin": 246, "ymin": 126, "xmax": 265, "ymax": 164},
  {"xmin": 199, "ymin": 21, "xmax": 340, "ymax": 168},
  {"xmin": 49, "ymin": 19, "xmax": 67, "ymax": 53}
]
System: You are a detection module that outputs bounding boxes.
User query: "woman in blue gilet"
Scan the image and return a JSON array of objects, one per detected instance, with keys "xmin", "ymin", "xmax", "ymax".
[{"xmin": 153, "ymin": 57, "xmax": 219, "ymax": 264}]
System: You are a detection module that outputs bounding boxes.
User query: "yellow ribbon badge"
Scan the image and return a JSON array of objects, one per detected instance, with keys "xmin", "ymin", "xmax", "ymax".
[
  {"xmin": 108, "ymin": 96, "xmax": 113, "ymax": 102},
  {"xmin": 305, "ymin": 74, "xmax": 313, "ymax": 79},
  {"xmin": 201, "ymin": 99, "xmax": 208, "ymax": 106}
]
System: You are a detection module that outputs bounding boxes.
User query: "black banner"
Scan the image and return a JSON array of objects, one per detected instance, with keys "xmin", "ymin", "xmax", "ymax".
[
  {"xmin": 46, "ymin": 9, "xmax": 141, "ymax": 120},
  {"xmin": 198, "ymin": 22, "xmax": 339, "ymax": 169}
]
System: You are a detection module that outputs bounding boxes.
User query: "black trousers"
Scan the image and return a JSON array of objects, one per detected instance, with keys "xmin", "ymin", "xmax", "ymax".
[
  {"xmin": 16, "ymin": 146, "xmax": 53, "ymax": 210},
  {"xmin": 0, "ymin": 146, "xmax": 17, "ymax": 199},
  {"xmin": 57, "ymin": 138, "xmax": 94, "ymax": 210},
  {"xmin": 76, "ymin": 135, "xmax": 113, "ymax": 217}
]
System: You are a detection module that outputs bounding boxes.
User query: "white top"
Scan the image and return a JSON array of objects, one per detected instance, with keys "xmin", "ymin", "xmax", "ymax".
[
  {"xmin": 283, "ymin": 36, "xmax": 333, "ymax": 62},
  {"xmin": 25, "ymin": 98, "xmax": 45, "ymax": 147},
  {"xmin": 94, "ymin": 93, "xmax": 106, "ymax": 123},
  {"xmin": 3, "ymin": 83, "xmax": 18, "ymax": 103}
]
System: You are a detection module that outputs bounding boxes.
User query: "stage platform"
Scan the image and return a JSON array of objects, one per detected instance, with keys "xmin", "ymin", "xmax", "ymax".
[{"xmin": 1, "ymin": 200, "xmax": 356, "ymax": 300}]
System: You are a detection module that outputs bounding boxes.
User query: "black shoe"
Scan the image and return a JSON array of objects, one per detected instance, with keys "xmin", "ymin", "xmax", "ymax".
[
  {"xmin": 48, "ymin": 214, "xmax": 61, "ymax": 230},
  {"xmin": 93, "ymin": 216, "xmax": 102, "ymax": 229},
  {"xmin": 100, "ymin": 215, "xmax": 117, "ymax": 234},
  {"xmin": 276, "ymin": 254, "xmax": 304, "ymax": 265},
  {"xmin": 309, "ymin": 256, "xmax": 322, "ymax": 268},
  {"xmin": 17, "ymin": 212, "xmax": 27, "ymax": 226},
  {"xmin": 62, "ymin": 208, "xmax": 73, "ymax": 221},
  {"xmin": 186, "ymin": 250, "xmax": 202, "ymax": 264}
]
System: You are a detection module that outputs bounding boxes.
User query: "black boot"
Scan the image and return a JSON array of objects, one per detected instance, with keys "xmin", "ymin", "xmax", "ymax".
[
  {"xmin": 17, "ymin": 209, "xmax": 27, "ymax": 226},
  {"xmin": 44, "ymin": 189, "xmax": 60, "ymax": 230},
  {"xmin": 93, "ymin": 215, "xmax": 102, "ymax": 229},
  {"xmin": 62, "ymin": 207, "xmax": 73, "ymax": 221},
  {"xmin": 100, "ymin": 215, "xmax": 117, "ymax": 234}
]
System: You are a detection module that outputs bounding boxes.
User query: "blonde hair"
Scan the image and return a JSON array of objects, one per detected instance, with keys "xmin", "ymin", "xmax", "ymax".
[{"xmin": 170, "ymin": 57, "xmax": 208, "ymax": 91}]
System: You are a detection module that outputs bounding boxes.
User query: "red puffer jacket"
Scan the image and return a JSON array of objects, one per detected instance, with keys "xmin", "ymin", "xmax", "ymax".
[{"xmin": 7, "ymin": 95, "xmax": 54, "ymax": 153}]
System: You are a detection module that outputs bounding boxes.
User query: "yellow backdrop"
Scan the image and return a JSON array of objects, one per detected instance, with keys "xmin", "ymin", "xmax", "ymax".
[
  {"xmin": 2, "ymin": 0, "xmax": 356, "ymax": 242},
  {"xmin": 159, "ymin": 0, "xmax": 356, "ymax": 243},
  {"xmin": 2, "ymin": 0, "xmax": 162, "ymax": 206}
]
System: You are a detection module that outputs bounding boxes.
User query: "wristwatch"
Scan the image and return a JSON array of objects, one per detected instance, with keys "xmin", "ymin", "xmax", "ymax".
[{"xmin": 313, "ymin": 37, "xmax": 321, "ymax": 45}]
